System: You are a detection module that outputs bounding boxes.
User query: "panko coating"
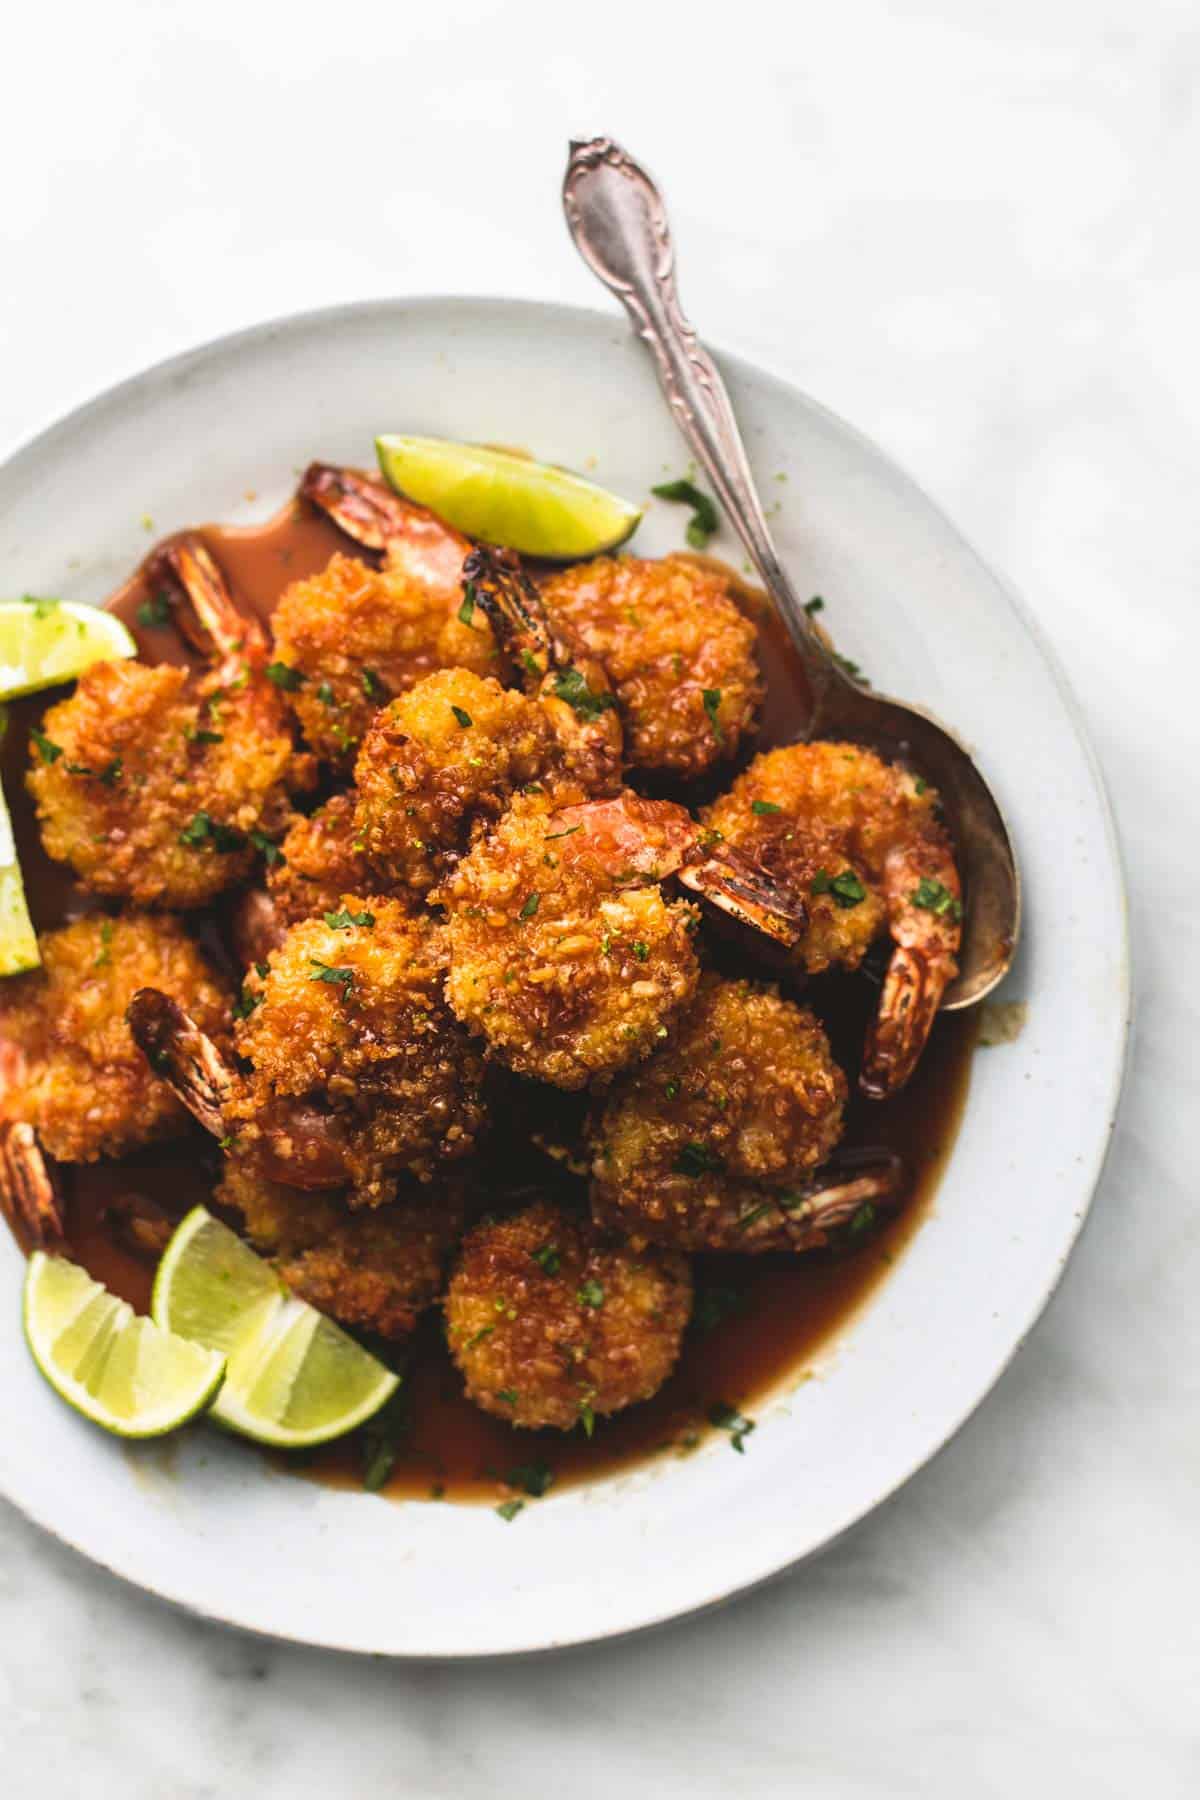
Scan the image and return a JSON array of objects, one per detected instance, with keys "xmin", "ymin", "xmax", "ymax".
[
  {"xmin": 444, "ymin": 1198, "xmax": 692, "ymax": 1430},
  {"xmin": 702, "ymin": 741, "xmax": 962, "ymax": 1095},
  {"xmin": 590, "ymin": 974, "xmax": 848, "ymax": 1252},
  {"xmin": 434, "ymin": 784, "xmax": 701, "ymax": 1091},
  {"xmin": 217, "ymin": 1154, "xmax": 465, "ymax": 1343},
  {"xmin": 354, "ymin": 668, "xmax": 557, "ymax": 896},
  {"xmin": 26, "ymin": 657, "xmax": 311, "ymax": 909},
  {"xmin": 0, "ymin": 914, "xmax": 232, "ymax": 1163},
  {"xmin": 270, "ymin": 553, "xmax": 496, "ymax": 764},
  {"xmin": 540, "ymin": 554, "xmax": 761, "ymax": 778},
  {"xmin": 225, "ymin": 898, "xmax": 486, "ymax": 1203},
  {"xmin": 267, "ymin": 793, "xmax": 378, "ymax": 928}
]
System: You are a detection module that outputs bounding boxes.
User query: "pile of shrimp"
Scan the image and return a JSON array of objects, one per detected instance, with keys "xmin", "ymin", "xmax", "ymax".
[{"xmin": 1, "ymin": 462, "xmax": 961, "ymax": 1445}]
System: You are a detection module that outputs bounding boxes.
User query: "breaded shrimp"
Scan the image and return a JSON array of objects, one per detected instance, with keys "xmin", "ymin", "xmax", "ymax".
[
  {"xmin": 590, "ymin": 974, "xmax": 900, "ymax": 1252},
  {"xmin": 217, "ymin": 1154, "xmax": 465, "ymax": 1343},
  {"xmin": 26, "ymin": 538, "xmax": 314, "ymax": 908},
  {"xmin": 130, "ymin": 902, "xmax": 486, "ymax": 1206},
  {"xmin": 270, "ymin": 466, "xmax": 495, "ymax": 763},
  {"xmin": 540, "ymin": 554, "xmax": 762, "ymax": 778},
  {"xmin": 444, "ymin": 1197, "xmax": 692, "ymax": 1430},
  {"xmin": 267, "ymin": 793, "xmax": 378, "ymax": 928},
  {"xmin": 434, "ymin": 784, "xmax": 702, "ymax": 1090},
  {"xmin": 0, "ymin": 914, "xmax": 231, "ymax": 1163},
  {"xmin": 703, "ymin": 741, "xmax": 962, "ymax": 1095}
]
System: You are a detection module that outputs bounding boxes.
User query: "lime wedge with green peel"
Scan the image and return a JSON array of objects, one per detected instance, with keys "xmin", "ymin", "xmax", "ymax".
[
  {"xmin": 0, "ymin": 598, "xmax": 135, "ymax": 701},
  {"xmin": 0, "ymin": 714, "xmax": 39, "ymax": 976},
  {"xmin": 23, "ymin": 1253, "xmax": 226, "ymax": 1438},
  {"xmin": 376, "ymin": 435, "xmax": 642, "ymax": 560},
  {"xmin": 153, "ymin": 1207, "xmax": 400, "ymax": 1449}
]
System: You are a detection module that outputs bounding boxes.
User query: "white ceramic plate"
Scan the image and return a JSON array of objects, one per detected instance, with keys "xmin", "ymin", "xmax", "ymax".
[{"xmin": 0, "ymin": 299, "xmax": 1129, "ymax": 1657}]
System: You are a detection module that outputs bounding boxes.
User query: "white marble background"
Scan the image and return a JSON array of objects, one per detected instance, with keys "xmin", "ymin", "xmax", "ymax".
[{"xmin": 1, "ymin": 1, "xmax": 1196, "ymax": 1793}]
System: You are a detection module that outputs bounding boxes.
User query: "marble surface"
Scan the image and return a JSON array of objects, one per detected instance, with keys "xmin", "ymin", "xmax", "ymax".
[{"xmin": 1, "ymin": 1, "xmax": 1196, "ymax": 1793}]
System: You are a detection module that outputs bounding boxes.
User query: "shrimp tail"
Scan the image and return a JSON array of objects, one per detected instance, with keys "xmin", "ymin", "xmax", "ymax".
[
  {"xmin": 776, "ymin": 1148, "xmax": 906, "ymax": 1250},
  {"xmin": 301, "ymin": 462, "xmax": 413, "ymax": 551},
  {"xmin": 678, "ymin": 844, "xmax": 807, "ymax": 950},
  {"xmin": 146, "ymin": 535, "xmax": 266, "ymax": 660},
  {"xmin": 859, "ymin": 945, "xmax": 944, "ymax": 1099},
  {"xmin": 126, "ymin": 989, "xmax": 232, "ymax": 1138},
  {"xmin": 0, "ymin": 1122, "xmax": 66, "ymax": 1250}
]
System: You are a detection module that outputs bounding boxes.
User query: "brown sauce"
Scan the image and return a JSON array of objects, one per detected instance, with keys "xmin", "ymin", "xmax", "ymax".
[{"xmin": 2, "ymin": 499, "xmax": 976, "ymax": 1508}]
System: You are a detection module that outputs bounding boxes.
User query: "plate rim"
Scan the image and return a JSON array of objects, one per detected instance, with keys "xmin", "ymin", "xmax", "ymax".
[{"xmin": 0, "ymin": 293, "xmax": 1132, "ymax": 1658}]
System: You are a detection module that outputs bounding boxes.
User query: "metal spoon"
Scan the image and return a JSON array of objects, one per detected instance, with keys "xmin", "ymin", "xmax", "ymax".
[{"xmin": 562, "ymin": 135, "xmax": 1019, "ymax": 1010}]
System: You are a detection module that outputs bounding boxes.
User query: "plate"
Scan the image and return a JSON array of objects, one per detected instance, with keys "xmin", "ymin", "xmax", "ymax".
[{"xmin": 0, "ymin": 298, "xmax": 1129, "ymax": 1656}]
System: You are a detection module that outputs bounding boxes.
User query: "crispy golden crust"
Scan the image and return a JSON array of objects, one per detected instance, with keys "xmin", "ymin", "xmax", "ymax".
[
  {"xmin": 0, "ymin": 915, "xmax": 232, "ymax": 1162},
  {"xmin": 703, "ymin": 740, "xmax": 955, "ymax": 972},
  {"xmin": 540, "ymin": 555, "xmax": 761, "ymax": 778},
  {"xmin": 590, "ymin": 974, "xmax": 846, "ymax": 1251},
  {"xmin": 26, "ymin": 659, "xmax": 310, "ymax": 908},
  {"xmin": 227, "ymin": 899, "xmax": 486, "ymax": 1201},
  {"xmin": 435, "ymin": 786, "xmax": 700, "ymax": 1090},
  {"xmin": 217, "ymin": 1154, "xmax": 464, "ymax": 1342},
  {"xmin": 444, "ymin": 1198, "xmax": 692, "ymax": 1429},
  {"xmin": 354, "ymin": 669, "xmax": 557, "ymax": 896},
  {"xmin": 267, "ymin": 794, "xmax": 377, "ymax": 928},
  {"xmin": 270, "ymin": 553, "xmax": 496, "ymax": 763}
]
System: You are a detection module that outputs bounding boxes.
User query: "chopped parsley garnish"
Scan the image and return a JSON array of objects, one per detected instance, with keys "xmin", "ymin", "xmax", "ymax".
[
  {"xmin": 632, "ymin": 941, "xmax": 649, "ymax": 962},
  {"xmin": 457, "ymin": 582, "xmax": 477, "ymax": 627},
  {"xmin": 751, "ymin": 799, "xmax": 781, "ymax": 815},
  {"xmin": 187, "ymin": 726, "xmax": 224, "ymax": 746},
  {"xmin": 249, "ymin": 829, "xmax": 284, "ymax": 866},
  {"xmin": 324, "ymin": 906, "xmax": 375, "ymax": 931},
  {"xmin": 137, "ymin": 590, "xmax": 173, "ymax": 628},
  {"xmin": 664, "ymin": 1079, "xmax": 680, "ymax": 1100},
  {"xmin": 708, "ymin": 1401, "xmax": 756, "ymax": 1453},
  {"xmin": 519, "ymin": 892, "xmax": 540, "ymax": 920},
  {"xmin": 914, "ymin": 777, "xmax": 928, "ymax": 796},
  {"xmin": 673, "ymin": 1140, "xmax": 723, "ymax": 1177},
  {"xmin": 178, "ymin": 811, "xmax": 245, "ymax": 852},
  {"xmin": 833, "ymin": 653, "xmax": 867, "ymax": 683},
  {"xmin": 505, "ymin": 1459, "xmax": 554, "ymax": 1498},
  {"xmin": 701, "ymin": 688, "xmax": 724, "ymax": 743},
  {"xmin": 30, "ymin": 727, "xmax": 63, "ymax": 765},
  {"xmin": 466, "ymin": 1325, "xmax": 494, "ymax": 1349},
  {"xmin": 735, "ymin": 1202, "xmax": 773, "ymax": 1233},
  {"xmin": 93, "ymin": 921, "xmax": 114, "ymax": 969},
  {"xmin": 804, "ymin": 595, "xmax": 825, "ymax": 616},
  {"xmin": 848, "ymin": 1201, "xmax": 878, "ymax": 1241},
  {"xmin": 551, "ymin": 666, "xmax": 617, "ymax": 720},
  {"xmin": 232, "ymin": 985, "xmax": 264, "ymax": 1021},
  {"xmin": 496, "ymin": 1388, "xmax": 519, "ymax": 1407},
  {"xmin": 652, "ymin": 478, "xmax": 720, "ymax": 549},
  {"xmin": 520, "ymin": 649, "xmax": 541, "ymax": 678},
  {"xmin": 450, "ymin": 704, "xmax": 473, "ymax": 729},
  {"xmin": 692, "ymin": 1284, "xmax": 747, "ymax": 1336},
  {"xmin": 577, "ymin": 1279, "xmax": 604, "ymax": 1310},
  {"xmin": 911, "ymin": 876, "xmax": 962, "ymax": 921},
  {"xmin": 543, "ymin": 824, "xmax": 582, "ymax": 842},
  {"xmin": 578, "ymin": 1398, "xmax": 596, "ymax": 1438},
  {"xmin": 531, "ymin": 1242, "xmax": 561, "ymax": 1275},
  {"xmin": 316, "ymin": 681, "xmax": 336, "ymax": 707},
  {"xmin": 308, "ymin": 958, "xmax": 354, "ymax": 993},
  {"xmin": 496, "ymin": 1500, "xmax": 524, "ymax": 1522},
  {"xmin": 265, "ymin": 661, "xmax": 304, "ymax": 691},
  {"xmin": 361, "ymin": 1391, "xmax": 409, "ymax": 1493},
  {"xmin": 811, "ymin": 868, "xmax": 867, "ymax": 908},
  {"xmin": 362, "ymin": 667, "xmax": 385, "ymax": 702}
]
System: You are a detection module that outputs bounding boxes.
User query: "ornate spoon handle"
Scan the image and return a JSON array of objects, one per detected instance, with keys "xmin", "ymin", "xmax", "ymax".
[{"xmin": 562, "ymin": 135, "xmax": 838, "ymax": 713}]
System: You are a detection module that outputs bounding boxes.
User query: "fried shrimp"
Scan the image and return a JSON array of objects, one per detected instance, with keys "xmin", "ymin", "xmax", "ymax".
[
  {"xmin": 435, "ymin": 784, "xmax": 703, "ymax": 1090},
  {"xmin": 130, "ymin": 902, "xmax": 486, "ymax": 1206},
  {"xmin": 539, "ymin": 553, "xmax": 762, "ymax": 778},
  {"xmin": 590, "ymin": 974, "xmax": 900, "ymax": 1252},
  {"xmin": 0, "ymin": 914, "xmax": 231, "ymax": 1163},
  {"xmin": 270, "ymin": 466, "xmax": 495, "ymax": 763},
  {"xmin": 444, "ymin": 1197, "xmax": 692, "ymax": 1430},
  {"xmin": 216, "ymin": 1155, "xmax": 465, "ymax": 1343},
  {"xmin": 703, "ymin": 741, "xmax": 963, "ymax": 1095},
  {"xmin": 266, "ymin": 794, "xmax": 378, "ymax": 928},
  {"xmin": 26, "ymin": 538, "xmax": 314, "ymax": 908}
]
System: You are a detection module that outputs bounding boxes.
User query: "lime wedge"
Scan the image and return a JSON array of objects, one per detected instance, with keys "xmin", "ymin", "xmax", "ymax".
[
  {"xmin": 0, "ymin": 598, "xmax": 135, "ymax": 702},
  {"xmin": 376, "ymin": 435, "xmax": 642, "ymax": 559},
  {"xmin": 23, "ymin": 1253, "xmax": 226, "ymax": 1438},
  {"xmin": 0, "ymin": 713, "xmax": 39, "ymax": 976},
  {"xmin": 152, "ymin": 1207, "xmax": 399, "ymax": 1449}
]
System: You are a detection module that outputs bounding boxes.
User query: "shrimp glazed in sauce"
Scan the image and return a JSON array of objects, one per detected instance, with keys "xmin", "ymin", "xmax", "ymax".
[{"xmin": 0, "ymin": 459, "xmax": 976, "ymax": 1508}]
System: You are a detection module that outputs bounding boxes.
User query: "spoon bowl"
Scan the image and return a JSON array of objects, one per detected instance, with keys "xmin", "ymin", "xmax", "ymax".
[{"xmin": 562, "ymin": 136, "xmax": 1020, "ymax": 1009}]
